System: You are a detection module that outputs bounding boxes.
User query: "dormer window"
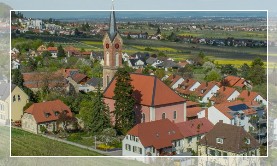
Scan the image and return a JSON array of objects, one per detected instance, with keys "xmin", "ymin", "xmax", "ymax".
[
  {"xmin": 54, "ymin": 111, "xmax": 60, "ymax": 116},
  {"xmin": 216, "ymin": 138, "xmax": 224, "ymax": 144},
  {"xmin": 45, "ymin": 113, "xmax": 51, "ymax": 118},
  {"xmin": 13, "ymin": 95, "xmax": 16, "ymax": 102},
  {"xmin": 245, "ymin": 138, "xmax": 250, "ymax": 144},
  {"xmin": 18, "ymin": 95, "xmax": 21, "ymax": 101}
]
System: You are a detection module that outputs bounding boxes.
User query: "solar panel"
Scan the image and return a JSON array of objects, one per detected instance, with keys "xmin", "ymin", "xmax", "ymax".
[{"xmin": 228, "ymin": 104, "xmax": 249, "ymax": 111}]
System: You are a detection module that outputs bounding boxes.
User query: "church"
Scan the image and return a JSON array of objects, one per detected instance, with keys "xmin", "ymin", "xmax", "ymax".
[{"xmin": 102, "ymin": 5, "xmax": 187, "ymax": 124}]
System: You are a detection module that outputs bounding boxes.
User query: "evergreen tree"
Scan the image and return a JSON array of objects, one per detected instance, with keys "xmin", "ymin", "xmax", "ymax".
[
  {"xmin": 57, "ymin": 45, "xmax": 66, "ymax": 57},
  {"xmin": 113, "ymin": 67, "xmax": 136, "ymax": 134},
  {"xmin": 12, "ymin": 69, "xmax": 24, "ymax": 87},
  {"xmin": 80, "ymin": 85, "xmax": 110, "ymax": 133}
]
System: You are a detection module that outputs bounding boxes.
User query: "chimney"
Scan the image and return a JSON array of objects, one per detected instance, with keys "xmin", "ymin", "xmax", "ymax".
[{"xmin": 219, "ymin": 120, "xmax": 223, "ymax": 123}]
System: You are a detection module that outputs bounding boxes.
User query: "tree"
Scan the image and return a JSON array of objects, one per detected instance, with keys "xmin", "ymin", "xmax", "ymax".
[
  {"xmin": 251, "ymin": 58, "xmax": 264, "ymax": 68},
  {"xmin": 193, "ymin": 51, "xmax": 205, "ymax": 66},
  {"xmin": 57, "ymin": 45, "xmax": 66, "ymax": 57},
  {"xmin": 221, "ymin": 64, "xmax": 238, "ymax": 76},
  {"xmin": 202, "ymin": 61, "xmax": 215, "ymax": 72},
  {"xmin": 248, "ymin": 64, "xmax": 266, "ymax": 85},
  {"xmin": 155, "ymin": 69, "xmax": 165, "ymax": 79},
  {"xmin": 41, "ymin": 51, "xmax": 52, "ymax": 58},
  {"xmin": 205, "ymin": 69, "xmax": 221, "ymax": 82},
  {"xmin": 12, "ymin": 69, "xmax": 24, "ymax": 87},
  {"xmin": 177, "ymin": 64, "xmax": 193, "ymax": 78},
  {"xmin": 239, "ymin": 63, "xmax": 250, "ymax": 78},
  {"xmin": 113, "ymin": 67, "xmax": 136, "ymax": 135},
  {"xmin": 156, "ymin": 27, "xmax": 161, "ymax": 35},
  {"xmin": 80, "ymin": 85, "xmax": 110, "ymax": 133},
  {"xmin": 47, "ymin": 41, "xmax": 55, "ymax": 47}
]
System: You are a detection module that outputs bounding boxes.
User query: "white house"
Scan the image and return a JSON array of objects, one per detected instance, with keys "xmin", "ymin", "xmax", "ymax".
[
  {"xmin": 128, "ymin": 59, "xmax": 146, "ymax": 69},
  {"xmin": 12, "ymin": 59, "xmax": 21, "ymax": 70},
  {"xmin": 210, "ymin": 86, "xmax": 240, "ymax": 104},
  {"xmin": 122, "ymin": 119, "xmax": 184, "ymax": 158},
  {"xmin": 238, "ymin": 90, "xmax": 267, "ymax": 106},
  {"xmin": 194, "ymin": 82, "xmax": 220, "ymax": 103},
  {"xmin": 207, "ymin": 101, "xmax": 257, "ymax": 132}
]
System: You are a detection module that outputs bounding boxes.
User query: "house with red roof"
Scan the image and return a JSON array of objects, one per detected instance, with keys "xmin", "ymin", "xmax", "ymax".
[
  {"xmin": 47, "ymin": 47, "xmax": 58, "ymax": 58},
  {"xmin": 103, "ymin": 73, "xmax": 186, "ymax": 124},
  {"xmin": 166, "ymin": 74, "xmax": 184, "ymax": 89},
  {"xmin": 207, "ymin": 100, "xmax": 257, "ymax": 132},
  {"xmin": 194, "ymin": 81, "xmax": 220, "ymax": 103},
  {"xmin": 175, "ymin": 79, "xmax": 201, "ymax": 96},
  {"xmin": 223, "ymin": 75, "xmax": 252, "ymax": 89},
  {"xmin": 210, "ymin": 86, "xmax": 240, "ymax": 104},
  {"xmin": 176, "ymin": 118, "xmax": 214, "ymax": 153},
  {"xmin": 198, "ymin": 121, "xmax": 260, "ymax": 156},
  {"xmin": 21, "ymin": 100, "xmax": 73, "ymax": 134},
  {"xmin": 238, "ymin": 90, "xmax": 267, "ymax": 106},
  {"xmin": 122, "ymin": 119, "xmax": 184, "ymax": 157},
  {"xmin": 186, "ymin": 101, "xmax": 204, "ymax": 120}
]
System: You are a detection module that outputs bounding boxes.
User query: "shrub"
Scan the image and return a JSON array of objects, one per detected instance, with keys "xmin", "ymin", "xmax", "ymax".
[{"xmin": 67, "ymin": 133, "xmax": 83, "ymax": 141}]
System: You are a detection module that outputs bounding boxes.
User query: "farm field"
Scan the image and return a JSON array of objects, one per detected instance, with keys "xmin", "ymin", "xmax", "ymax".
[{"xmin": 11, "ymin": 128, "xmax": 102, "ymax": 156}]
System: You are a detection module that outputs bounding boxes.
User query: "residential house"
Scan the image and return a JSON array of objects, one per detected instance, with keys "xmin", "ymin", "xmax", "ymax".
[
  {"xmin": 11, "ymin": 59, "xmax": 21, "ymax": 70},
  {"xmin": 207, "ymin": 100, "xmax": 257, "ymax": 132},
  {"xmin": 176, "ymin": 79, "xmax": 201, "ymax": 96},
  {"xmin": 176, "ymin": 118, "xmax": 214, "ymax": 153},
  {"xmin": 157, "ymin": 60, "xmax": 180, "ymax": 71},
  {"xmin": 166, "ymin": 74, "xmax": 184, "ymax": 90},
  {"xmin": 79, "ymin": 77, "xmax": 102, "ymax": 93},
  {"xmin": 11, "ymin": 84, "xmax": 29, "ymax": 122},
  {"xmin": 238, "ymin": 90, "xmax": 267, "ymax": 106},
  {"xmin": 0, "ymin": 83, "xmax": 9, "ymax": 125},
  {"xmin": 198, "ymin": 121, "xmax": 260, "ymax": 156},
  {"xmin": 210, "ymin": 86, "xmax": 240, "ymax": 104},
  {"xmin": 37, "ymin": 45, "xmax": 47, "ymax": 55},
  {"xmin": 128, "ymin": 59, "xmax": 146, "ymax": 69},
  {"xmin": 186, "ymin": 101, "xmax": 204, "ymax": 120},
  {"xmin": 21, "ymin": 100, "xmax": 73, "ymax": 134},
  {"xmin": 103, "ymin": 73, "xmax": 186, "ymax": 124},
  {"xmin": 122, "ymin": 118, "xmax": 184, "ymax": 158},
  {"xmin": 194, "ymin": 81, "xmax": 220, "ymax": 103},
  {"xmin": 146, "ymin": 57, "xmax": 158, "ymax": 65},
  {"xmin": 47, "ymin": 47, "xmax": 58, "ymax": 58},
  {"xmin": 222, "ymin": 75, "xmax": 252, "ymax": 89},
  {"xmin": 71, "ymin": 73, "xmax": 89, "ymax": 85}
]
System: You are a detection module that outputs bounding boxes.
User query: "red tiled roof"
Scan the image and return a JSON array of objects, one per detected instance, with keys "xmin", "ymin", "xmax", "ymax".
[
  {"xmin": 176, "ymin": 118, "xmax": 214, "ymax": 138},
  {"xmin": 127, "ymin": 119, "xmax": 184, "ymax": 149},
  {"xmin": 72, "ymin": 73, "xmax": 88, "ymax": 83},
  {"xmin": 223, "ymin": 76, "xmax": 246, "ymax": 88},
  {"xmin": 186, "ymin": 100, "xmax": 199, "ymax": 107},
  {"xmin": 238, "ymin": 90, "xmax": 259, "ymax": 102},
  {"xmin": 213, "ymin": 101, "xmax": 257, "ymax": 119},
  {"xmin": 47, "ymin": 47, "xmax": 58, "ymax": 52},
  {"xmin": 199, "ymin": 121, "xmax": 260, "ymax": 154},
  {"xmin": 210, "ymin": 86, "xmax": 237, "ymax": 104},
  {"xmin": 176, "ymin": 79, "xmax": 198, "ymax": 95},
  {"xmin": 103, "ymin": 73, "xmax": 185, "ymax": 106},
  {"xmin": 187, "ymin": 107, "xmax": 203, "ymax": 117},
  {"xmin": 25, "ymin": 100, "xmax": 72, "ymax": 124},
  {"xmin": 60, "ymin": 69, "xmax": 79, "ymax": 78},
  {"xmin": 81, "ymin": 51, "xmax": 92, "ymax": 55},
  {"xmin": 194, "ymin": 81, "xmax": 219, "ymax": 97}
]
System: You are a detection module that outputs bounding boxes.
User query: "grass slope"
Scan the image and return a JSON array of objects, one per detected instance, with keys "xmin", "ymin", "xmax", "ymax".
[{"xmin": 11, "ymin": 128, "xmax": 102, "ymax": 156}]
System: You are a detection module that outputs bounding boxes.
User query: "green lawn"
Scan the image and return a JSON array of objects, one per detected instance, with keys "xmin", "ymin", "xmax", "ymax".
[{"xmin": 11, "ymin": 128, "xmax": 102, "ymax": 156}]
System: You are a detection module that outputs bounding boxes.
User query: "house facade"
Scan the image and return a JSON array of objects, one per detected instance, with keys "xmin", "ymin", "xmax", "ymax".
[
  {"xmin": 194, "ymin": 82, "xmax": 220, "ymax": 103},
  {"xmin": 21, "ymin": 100, "xmax": 73, "ymax": 134},
  {"xmin": 11, "ymin": 84, "xmax": 29, "ymax": 122},
  {"xmin": 122, "ymin": 119, "xmax": 184, "ymax": 157},
  {"xmin": 198, "ymin": 121, "xmax": 260, "ymax": 156}
]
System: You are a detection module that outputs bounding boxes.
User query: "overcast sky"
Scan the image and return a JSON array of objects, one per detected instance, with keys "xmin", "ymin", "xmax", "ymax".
[{"xmin": 1, "ymin": 0, "xmax": 276, "ymax": 14}]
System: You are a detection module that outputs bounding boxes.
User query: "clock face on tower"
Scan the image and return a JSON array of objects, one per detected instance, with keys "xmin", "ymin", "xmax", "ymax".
[
  {"xmin": 115, "ymin": 43, "xmax": 119, "ymax": 49},
  {"xmin": 106, "ymin": 43, "xmax": 109, "ymax": 49}
]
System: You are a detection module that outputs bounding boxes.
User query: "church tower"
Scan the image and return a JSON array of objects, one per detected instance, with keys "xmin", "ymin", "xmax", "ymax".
[{"xmin": 103, "ymin": 3, "xmax": 123, "ymax": 89}]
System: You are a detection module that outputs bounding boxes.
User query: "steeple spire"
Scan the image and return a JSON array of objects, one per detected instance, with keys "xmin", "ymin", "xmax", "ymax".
[{"xmin": 109, "ymin": 0, "xmax": 117, "ymax": 41}]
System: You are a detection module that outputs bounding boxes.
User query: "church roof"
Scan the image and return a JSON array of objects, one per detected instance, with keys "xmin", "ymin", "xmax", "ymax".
[
  {"xmin": 108, "ymin": 4, "xmax": 117, "ymax": 42},
  {"xmin": 103, "ymin": 73, "xmax": 185, "ymax": 106}
]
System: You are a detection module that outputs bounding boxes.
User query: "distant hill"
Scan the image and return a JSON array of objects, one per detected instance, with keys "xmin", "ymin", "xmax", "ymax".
[{"xmin": 0, "ymin": 3, "xmax": 12, "ymax": 18}]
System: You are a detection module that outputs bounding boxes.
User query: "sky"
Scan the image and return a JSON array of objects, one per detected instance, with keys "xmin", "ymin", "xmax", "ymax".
[{"xmin": 1, "ymin": 0, "xmax": 276, "ymax": 14}]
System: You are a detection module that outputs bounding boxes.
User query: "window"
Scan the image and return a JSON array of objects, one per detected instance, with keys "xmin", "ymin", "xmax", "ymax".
[
  {"xmin": 142, "ymin": 113, "xmax": 145, "ymax": 123},
  {"xmin": 152, "ymin": 147, "xmax": 155, "ymax": 153},
  {"xmin": 125, "ymin": 135, "xmax": 128, "ymax": 140},
  {"xmin": 209, "ymin": 149, "xmax": 215, "ymax": 156},
  {"xmin": 173, "ymin": 111, "xmax": 177, "ymax": 120},
  {"xmin": 245, "ymin": 138, "xmax": 250, "ymax": 144},
  {"xmin": 162, "ymin": 113, "xmax": 166, "ymax": 119},
  {"xmin": 106, "ymin": 52, "xmax": 110, "ymax": 66},
  {"xmin": 216, "ymin": 138, "xmax": 224, "ymax": 144},
  {"xmin": 125, "ymin": 144, "xmax": 131, "ymax": 151},
  {"xmin": 13, "ymin": 95, "xmax": 16, "ymax": 102},
  {"xmin": 18, "ymin": 95, "xmax": 21, "ymax": 101},
  {"xmin": 115, "ymin": 52, "xmax": 119, "ymax": 66},
  {"xmin": 54, "ymin": 111, "xmax": 59, "ymax": 116},
  {"xmin": 187, "ymin": 137, "xmax": 192, "ymax": 143},
  {"xmin": 216, "ymin": 150, "xmax": 222, "ymax": 156},
  {"xmin": 133, "ymin": 146, "xmax": 137, "ymax": 152},
  {"xmin": 106, "ymin": 76, "xmax": 110, "ymax": 87},
  {"xmin": 138, "ymin": 147, "xmax": 142, "ymax": 154}
]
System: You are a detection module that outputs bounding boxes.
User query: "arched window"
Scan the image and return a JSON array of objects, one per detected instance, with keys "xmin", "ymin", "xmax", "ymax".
[
  {"xmin": 173, "ymin": 111, "xmax": 177, "ymax": 120},
  {"xmin": 115, "ymin": 52, "xmax": 119, "ymax": 66},
  {"xmin": 106, "ymin": 75, "xmax": 110, "ymax": 87},
  {"xmin": 162, "ymin": 113, "xmax": 166, "ymax": 119},
  {"xmin": 106, "ymin": 52, "xmax": 110, "ymax": 66},
  {"xmin": 142, "ymin": 113, "xmax": 145, "ymax": 123}
]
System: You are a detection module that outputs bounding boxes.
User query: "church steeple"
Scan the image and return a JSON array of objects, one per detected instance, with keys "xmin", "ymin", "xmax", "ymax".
[{"xmin": 108, "ymin": 3, "xmax": 117, "ymax": 41}]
